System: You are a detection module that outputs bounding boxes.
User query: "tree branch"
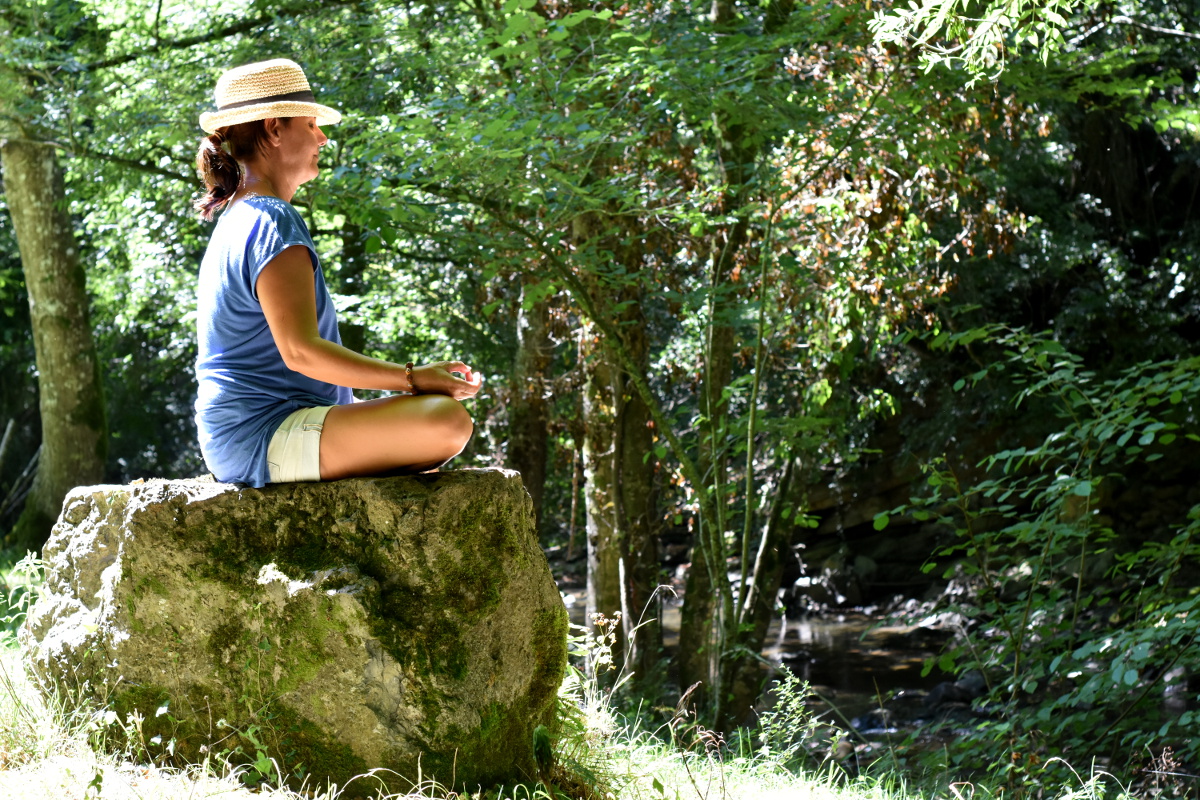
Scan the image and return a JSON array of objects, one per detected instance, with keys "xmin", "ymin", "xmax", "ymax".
[
  {"xmin": 84, "ymin": 0, "xmax": 363, "ymax": 72},
  {"xmin": 1111, "ymin": 15, "xmax": 1200, "ymax": 42},
  {"xmin": 59, "ymin": 143, "xmax": 192, "ymax": 183}
]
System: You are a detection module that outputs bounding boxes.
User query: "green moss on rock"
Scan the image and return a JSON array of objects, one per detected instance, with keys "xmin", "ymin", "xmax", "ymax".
[{"xmin": 22, "ymin": 470, "xmax": 568, "ymax": 793}]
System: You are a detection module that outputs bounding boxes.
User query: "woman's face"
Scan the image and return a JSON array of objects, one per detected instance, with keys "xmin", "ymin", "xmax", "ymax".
[{"xmin": 273, "ymin": 116, "xmax": 328, "ymax": 186}]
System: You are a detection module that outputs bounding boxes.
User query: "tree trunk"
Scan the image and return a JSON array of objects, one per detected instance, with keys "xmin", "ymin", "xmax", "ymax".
[
  {"xmin": 677, "ymin": 0, "xmax": 797, "ymax": 721},
  {"xmin": 574, "ymin": 195, "xmax": 661, "ymax": 682},
  {"xmin": 337, "ymin": 224, "xmax": 370, "ymax": 355},
  {"xmin": 676, "ymin": 221, "xmax": 745, "ymax": 707},
  {"xmin": 581, "ymin": 323, "xmax": 625, "ymax": 672},
  {"xmin": 613, "ymin": 303, "xmax": 662, "ymax": 682},
  {"xmin": 1, "ymin": 139, "xmax": 107, "ymax": 552},
  {"xmin": 676, "ymin": 134, "xmax": 754, "ymax": 714},
  {"xmin": 719, "ymin": 457, "xmax": 796, "ymax": 729},
  {"xmin": 506, "ymin": 279, "xmax": 552, "ymax": 526}
]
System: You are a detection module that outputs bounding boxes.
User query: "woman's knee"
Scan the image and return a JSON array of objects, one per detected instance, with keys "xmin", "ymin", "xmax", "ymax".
[{"xmin": 421, "ymin": 395, "xmax": 474, "ymax": 445}]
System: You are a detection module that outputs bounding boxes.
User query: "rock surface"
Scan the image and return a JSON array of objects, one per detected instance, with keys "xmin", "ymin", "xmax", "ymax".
[{"xmin": 20, "ymin": 469, "xmax": 568, "ymax": 792}]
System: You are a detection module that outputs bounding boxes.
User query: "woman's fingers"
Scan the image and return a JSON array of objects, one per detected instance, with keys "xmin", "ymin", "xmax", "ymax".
[
  {"xmin": 413, "ymin": 362, "xmax": 483, "ymax": 399},
  {"xmin": 449, "ymin": 368, "xmax": 482, "ymax": 399},
  {"xmin": 437, "ymin": 360, "xmax": 473, "ymax": 378}
]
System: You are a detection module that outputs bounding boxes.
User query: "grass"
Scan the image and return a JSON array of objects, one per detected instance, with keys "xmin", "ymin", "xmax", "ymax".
[
  {"xmin": 0, "ymin": 636, "xmax": 1150, "ymax": 800},
  {"xmin": 0, "ymin": 634, "xmax": 871, "ymax": 800},
  {"xmin": 0, "ymin": 555, "xmax": 1146, "ymax": 800}
]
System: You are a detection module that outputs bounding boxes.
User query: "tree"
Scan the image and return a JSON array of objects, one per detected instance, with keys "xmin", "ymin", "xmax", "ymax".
[{"xmin": 0, "ymin": 1, "xmax": 108, "ymax": 551}]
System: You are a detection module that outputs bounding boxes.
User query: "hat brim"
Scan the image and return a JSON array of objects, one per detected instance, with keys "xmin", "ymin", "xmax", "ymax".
[{"xmin": 199, "ymin": 100, "xmax": 342, "ymax": 135}]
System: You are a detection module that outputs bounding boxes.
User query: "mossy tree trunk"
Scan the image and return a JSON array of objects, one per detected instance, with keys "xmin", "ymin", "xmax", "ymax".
[
  {"xmin": 581, "ymin": 324, "xmax": 625, "ymax": 669},
  {"xmin": 0, "ymin": 138, "xmax": 107, "ymax": 551},
  {"xmin": 574, "ymin": 199, "xmax": 661, "ymax": 682}
]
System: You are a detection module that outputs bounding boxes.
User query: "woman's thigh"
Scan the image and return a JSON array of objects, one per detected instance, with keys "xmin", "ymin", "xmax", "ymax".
[{"xmin": 318, "ymin": 394, "xmax": 473, "ymax": 480}]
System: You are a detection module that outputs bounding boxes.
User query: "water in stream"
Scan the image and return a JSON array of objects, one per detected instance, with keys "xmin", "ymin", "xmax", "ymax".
[{"xmin": 561, "ymin": 584, "xmax": 953, "ymax": 725}]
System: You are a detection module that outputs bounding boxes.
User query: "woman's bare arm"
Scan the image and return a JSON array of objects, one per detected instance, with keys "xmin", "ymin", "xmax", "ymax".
[{"xmin": 257, "ymin": 245, "xmax": 481, "ymax": 399}]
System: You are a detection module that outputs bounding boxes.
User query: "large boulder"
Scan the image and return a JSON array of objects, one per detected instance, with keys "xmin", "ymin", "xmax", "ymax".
[{"xmin": 20, "ymin": 469, "xmax": 568, "ymax": 793}]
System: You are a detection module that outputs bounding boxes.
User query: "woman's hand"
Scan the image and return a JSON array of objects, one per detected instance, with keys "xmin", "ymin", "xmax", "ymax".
[{"xmin": 412, "ymin": 361, "xmax": 483, "ymax": 401}]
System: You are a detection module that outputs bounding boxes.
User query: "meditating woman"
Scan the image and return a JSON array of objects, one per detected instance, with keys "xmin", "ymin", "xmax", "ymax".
[{"xmin": 193, "ymin": 58, "xmax": 480, "ymax": 487}]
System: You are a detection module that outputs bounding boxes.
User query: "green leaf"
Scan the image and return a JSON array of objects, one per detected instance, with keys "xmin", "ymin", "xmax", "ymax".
[
  {"xmin": 1071, "ymin": 481, "xmax": 1092, "ymax": 497},
  {"xmin": 873, "ymin": 512, "xmax": 889, "ymax": 531}
]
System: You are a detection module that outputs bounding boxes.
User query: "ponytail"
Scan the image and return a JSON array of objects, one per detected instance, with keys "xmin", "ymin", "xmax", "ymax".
[
  {"xmin": 192, "ymin": 119, "xmax": 275, "ymax": 220},
  {"xmin": 194, "ymin": 130, "xmax": 239, "ymax": 221}
]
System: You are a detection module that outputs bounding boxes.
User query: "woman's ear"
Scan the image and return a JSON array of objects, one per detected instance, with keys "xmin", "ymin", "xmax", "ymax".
[{"xmin": 262, "ymin": 117, "xmax": 283, "ymax": 147}]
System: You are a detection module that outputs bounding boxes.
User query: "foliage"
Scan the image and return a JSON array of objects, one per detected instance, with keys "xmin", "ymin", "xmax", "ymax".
[
  {"xmin": 877, "ymin": 328, "xmax": 1200, "ymax": 791},
  {"xmin": 745, "ymin": 670, "xmax": 842, "ymax": 774},
  {"xmin": 870, "ymin": 0, "xmax": 1103, "ymax": 80}
]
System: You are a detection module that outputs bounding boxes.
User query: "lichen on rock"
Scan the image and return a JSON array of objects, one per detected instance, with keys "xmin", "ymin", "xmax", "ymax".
[{"xmin": 20, "ymin": 468, "xmax": 568, "ymax": 793}]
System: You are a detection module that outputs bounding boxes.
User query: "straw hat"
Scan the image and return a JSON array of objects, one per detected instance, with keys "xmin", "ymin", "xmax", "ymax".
[{"xmin": 199, "ymin": 58, "xmax": 341, "ymax": 134}]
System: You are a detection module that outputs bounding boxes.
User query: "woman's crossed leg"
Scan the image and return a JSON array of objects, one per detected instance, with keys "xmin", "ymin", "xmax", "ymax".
[{"xmin": 318, "ymin": 394, "xmax": 473, "ymax": 480}]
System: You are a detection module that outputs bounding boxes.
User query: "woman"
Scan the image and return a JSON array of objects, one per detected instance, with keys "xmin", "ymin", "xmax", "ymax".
[{"xmin": 193, "ymin": 58, "xmax": 481, "ymax": 487}]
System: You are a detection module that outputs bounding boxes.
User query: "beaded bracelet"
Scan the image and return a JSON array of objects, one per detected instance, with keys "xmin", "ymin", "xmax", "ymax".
[{"xmin": 406, "ymin": 362, "xmax": 420, "ymax": 395}]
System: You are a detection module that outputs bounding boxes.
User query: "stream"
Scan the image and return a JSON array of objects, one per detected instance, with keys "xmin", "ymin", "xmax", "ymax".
[{"xmin": 559, "ymin": 578, "xmax": 956, "ymax": 731}]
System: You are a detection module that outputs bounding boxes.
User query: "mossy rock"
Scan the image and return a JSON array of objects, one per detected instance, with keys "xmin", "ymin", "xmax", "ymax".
[{"xmin": 20, "ymin": 469, "xmax": 568, "ymax": 793}]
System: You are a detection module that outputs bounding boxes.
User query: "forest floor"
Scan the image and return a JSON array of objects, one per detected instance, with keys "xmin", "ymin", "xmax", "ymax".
[
  {"xmin": 0, "ymin": 636, "xmax": 1145, "ymax": 800},
  {"xmin": 0, "ymin": 555, "xmax": 1142, "ymax": 800},
  {"xmin": 0, "ymin": 639, "xmax": 882, "ymax": 800}
]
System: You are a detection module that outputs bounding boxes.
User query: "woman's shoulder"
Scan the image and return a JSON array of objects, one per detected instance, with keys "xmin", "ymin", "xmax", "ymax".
[
  {"xmin": 218, "ymin": 195, "xmax": 310, "ymax": 239},
  {"xmin": 237, "ymin": 194, "xmax": 303, "ymax": 222}
]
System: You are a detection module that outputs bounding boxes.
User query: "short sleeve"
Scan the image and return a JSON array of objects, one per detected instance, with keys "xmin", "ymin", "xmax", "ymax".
[{"xmin": 246, "ymin": 199, "xmax": 318, "ymax": 300}]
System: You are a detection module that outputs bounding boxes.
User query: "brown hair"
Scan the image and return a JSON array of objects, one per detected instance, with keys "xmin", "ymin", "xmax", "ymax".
[{"xmin": 193, "ymin": 118, "xmax": 290, "ymax": 220}]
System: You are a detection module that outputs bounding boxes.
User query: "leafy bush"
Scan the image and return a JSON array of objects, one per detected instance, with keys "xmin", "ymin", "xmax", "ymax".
[{"xmin": 878, "ymin": 328, "xmax": 1200, "ymax": 792}]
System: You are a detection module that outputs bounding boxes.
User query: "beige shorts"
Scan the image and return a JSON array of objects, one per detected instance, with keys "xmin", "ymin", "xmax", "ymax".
[{"xmin": 267, "ymin": 405, "xmax": 334, "ymax": 483}]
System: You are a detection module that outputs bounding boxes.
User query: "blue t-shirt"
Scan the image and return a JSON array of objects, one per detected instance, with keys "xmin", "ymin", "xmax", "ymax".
[{"xmin": 194, "ymin": 196, "xmax": 353, "ymax": 487}]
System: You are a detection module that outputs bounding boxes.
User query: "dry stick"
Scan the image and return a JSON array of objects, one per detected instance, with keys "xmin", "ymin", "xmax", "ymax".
[
  {"xmin": 565, "ymin": 447, "xmax": 581, "ymax": 561},
  {"xmin": 0, "ymin": 446, "xmax": 40, "ymax": 520},
  {"xmin": 0, "ymin": 419, "xmax": 14, "ymax": 476},
  {"xmin": 738, "ymin": 456, "xmax": 796, "ymax": 630},
  {"xmin": 1111, "ymin": 15, "xmax": 1200, "ymax": 42}
]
